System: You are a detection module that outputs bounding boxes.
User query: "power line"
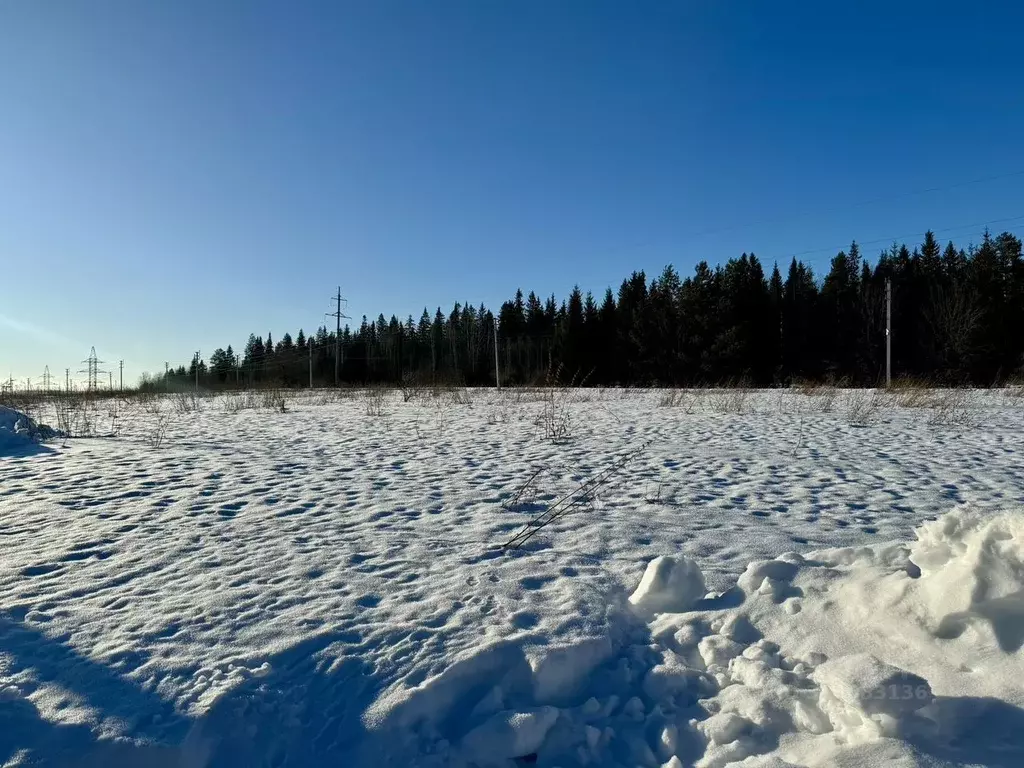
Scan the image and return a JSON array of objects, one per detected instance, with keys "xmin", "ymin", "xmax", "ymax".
[
  {"xmin": 780, "ymin": 213, "xmax": 1024, "ymax": 262},
  {"xmin": 680, "ymin": 168, "xmax": 1024, "ymax": 242},
  {"xmin": 493, "ymin": 167, "xmax": 1024, "ymax": 277}
]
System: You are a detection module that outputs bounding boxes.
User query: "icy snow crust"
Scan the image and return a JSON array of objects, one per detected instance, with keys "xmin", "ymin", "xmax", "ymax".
[{"xmin": 1, "ymin": 389, "xmax": 1023, "ymax": 766}]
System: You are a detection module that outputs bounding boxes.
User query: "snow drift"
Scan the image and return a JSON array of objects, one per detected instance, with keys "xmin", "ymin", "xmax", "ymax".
[
  {"xmin": 0, "ymin": 405, "xmax": 58, "ymax": 454},
  {"xmin": 377, "ymin": 507, "xmax": 1024, "ymax": 767}
]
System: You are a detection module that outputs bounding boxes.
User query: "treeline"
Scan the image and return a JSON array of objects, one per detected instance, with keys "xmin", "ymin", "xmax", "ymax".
[{"xmin": 152, "ymin": 229, "xmax": 1024, "ymax": 390}]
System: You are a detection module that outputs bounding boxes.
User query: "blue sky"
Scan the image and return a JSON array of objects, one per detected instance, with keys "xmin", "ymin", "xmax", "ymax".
[{"xmin": 2, "ymin": 0, "xmax": 1023, "ymax": 384}]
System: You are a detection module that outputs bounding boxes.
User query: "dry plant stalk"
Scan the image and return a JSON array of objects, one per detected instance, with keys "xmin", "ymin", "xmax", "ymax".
[
  {"xmin": 502, "ymin": 441, "xmax": 650, "ymax": 550},
  {"xmin": 708, "ymin": 380, "xmax": 751, "ymax": 414},
  {"xmin": 844, "ymin": 390, "xmax": 882, "ymax": 426},
  {"xmin": 172, "ymin": 391, "xmax": 203, "ymax": 414},
  {"xmin": 502, "ymin": 467, "xmax": 545, "ymax": 511},
  {"xmin": 927, "ymin": 388, "xmax": 974, "ymax": 427},
  {"xmin": 658, "ymin": 390, "xmax": 687, "ymax": 408},
  {"xmin": 146, "ymin": 413, "xmax": 171, "ymax": 448},
  {"xmin": 538, "ymin": 359, "xmax": 593, "ymax": 441}
]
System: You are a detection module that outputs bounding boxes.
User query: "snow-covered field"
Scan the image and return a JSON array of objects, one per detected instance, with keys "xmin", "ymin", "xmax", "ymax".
[{"xmin": 1, "ymin": 388, "xmax": 1023, "ymax": 767}]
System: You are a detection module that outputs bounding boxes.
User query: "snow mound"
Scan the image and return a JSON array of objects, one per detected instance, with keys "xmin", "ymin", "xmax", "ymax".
[
  {"xmin": 382, "ymin": 506, "xmax": 1024, "ymax": 767},
  {"xmin": 461, "ymin": 706, "xmax": 560, "ymax": 765},
  {"xmin": 0, "ymin": 405, "xmax": 59, "ymax": 453},
  {"xmin": 629, "ymin": 554, "xmax": 707, "ymax": 616}
]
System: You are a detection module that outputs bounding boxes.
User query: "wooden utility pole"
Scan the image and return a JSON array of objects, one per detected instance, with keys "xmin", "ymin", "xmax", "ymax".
[
  {"xmin": 195, "ymin": 351, "xmax": 200, "ymax": 392},
  {"xmin": 309, "ymin": 340, "xmax": 314, "ymax": 389},
  {"xmin": 336, "ymin": 289, "xmax": 341, "ymax": 385},
  {"xmin": 494, "ymin": 319, "xmax": 501, "ymax": 391},
  {"xmin": 885, "ymin": 278, "xmax": 892, "ymax": 388},
  {"xmin": 119, "ymin": 360, "xmax": 124, "ymax": 392}
]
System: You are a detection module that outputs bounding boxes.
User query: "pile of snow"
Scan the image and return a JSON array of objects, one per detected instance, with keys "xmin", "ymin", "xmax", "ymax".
[
  {"xmin": 384, "ymin": 507, "xmax": 1024, "ymax": 767},
  {"xmin": 0, "ymin": 404, "xmax": 58, "ymax": 452}
]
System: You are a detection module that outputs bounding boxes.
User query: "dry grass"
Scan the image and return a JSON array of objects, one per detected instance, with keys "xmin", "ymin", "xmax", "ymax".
[
  {"xmin": 1002, "ymin": 382, "xmax": 1024, "ymax": 403},
  {"xmin": 444, "ymin": 387, "xmax": 473, "ymax": 406},
  {"xmin": 843, "ymin": 390, "xmax": 883, "ymax": 426},
  {"xmin": 222, "ymin": 388, "xmax": 288, "ymax": 413},
  {"xmin": 50, "ymin": 392, "xmax": 100, "ymax": 439},
  {"xmin": 814, "ymin": 385, "xmax": 840, "ymax": 413},
  {"xmin": 171, "ymin": 391, "xmax": 204, "ymax": 414},
  {"xmin": 926, "ymin": 388, "xmax": 975, "ymax": 427},
  {"xmin": 790, "ymin": 378, "xmax": 848, "ymax": 413},
  {"xmin": 489, "ymin": 389, "xmax": 527, "ymax": 424},
  {"xmin": 658, "ymin": 389, "xmax": 703, "ymax": 414},
  {"xmin": 307, "ymin": 388, "xmax": 351, "ymax": 406},
  {"xmin": 658, "ymin": 389, "xmax": 687, "ymax": 408},
  {"xmin": 708, "ymin": 383, "xmax": 751, "ymax": 415}
]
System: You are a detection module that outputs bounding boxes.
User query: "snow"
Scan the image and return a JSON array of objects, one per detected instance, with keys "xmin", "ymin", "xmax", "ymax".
[
  {"xmin": 629, "ymin": 554, "xmax": 708, "ymax": 616},
  {"xmin": 460, "ymin": 706, "xmax": 560, "ymax": 765},
  {"xmin": 0, "ymin": 405, "xmax": 58, "ymax": 455},
  {"xmin": 1, "ymin": 387, "xmax": 1023, "ymax": 766}
]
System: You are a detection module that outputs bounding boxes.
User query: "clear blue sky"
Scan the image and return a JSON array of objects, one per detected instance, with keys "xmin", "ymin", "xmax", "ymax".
[{"xmin": 3, "ymin": 0, "xmax": 1023, "ymax": 385}]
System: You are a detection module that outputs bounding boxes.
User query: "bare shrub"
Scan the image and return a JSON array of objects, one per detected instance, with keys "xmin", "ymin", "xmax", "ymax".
[
  {"xmin": 365, "ymin": 387, "xmax": 390, "ymax": 417},
  {"xmin": 658, "ymin": 389, "xmax": 704, "ymax": 413},
  {"xmin": 792, "ymin": 379, "xmax": 821, "ymax": 396},
  {"xmin": 141, "ymin": 394, "xmax": 165, "ymax": 416},
  {"xmin": 886, "ymin": 378, "xmax": 937, "ymax": 408},
  {"xmin": 399, "ymin": 373, "xmax": 420, "ymax": 403},
  {"xmin": 658, "ymin": 389, "xmax": 688, "ymax": 408},
  {"xmin": 540, "ymin": 387, "xmax": 574, "ymax": 441},
  {"xmin": 308, "ymin": 388, "xmax": 349, "ymax": 406},
  {"xmin": 260, "ymin": 388, "xmax": 288, "ymax": 413},
  {"xmin": 815, "ymin": 385, "xmax": 840, "ymax": 413},
  {"xmin": 888, "ymin": 388, "xmax": 934, "ymax": 409},
  {"xmin": 844, "ymin": 390, "xmax": 883, "ymax": 426},
  {"xmin": 789, "ymin": 379, "xmax": 845, "ymax": 413},
  {"xmin": 1002, "ymin": 382, "xmax": 1024, "ymax": 403},
  {"xmin": 489, "ymin": 389, "xmax": 525, "ymax": 424},
  {"xmin": 104, "ymin": 397, "xmax": 148, "ymax": 437},
  {"xmin": 51, "ymin": 392, "xmax": 97, "ymax": 439},
  {"xmin": 708, "ymin": 381, "xmax": 751, "ymax": 414},
  {"xmin": 145, "ymin": 412, "xmax": 171, "ymax": 448},
  {"xmin": 172, "ymin": 391, "xmax": 203, "ymax": 414},
  {"xmin": 536, "ymin": 361, "xmax": 591, "ymax": 441},
  {"xmin": 446, "ymin": 387, "xmax": 472, "ymax": 406},
  {"xmin": 222, "ymin": 393, "xmax": 246, "ymax": 413},
  {"xmin": 220, "ymin": 388, "xmax": 287, "ymax": 413},
  {"xmin": 927, "ymin": 388, "xmax": 974, "ymax": 427}
]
